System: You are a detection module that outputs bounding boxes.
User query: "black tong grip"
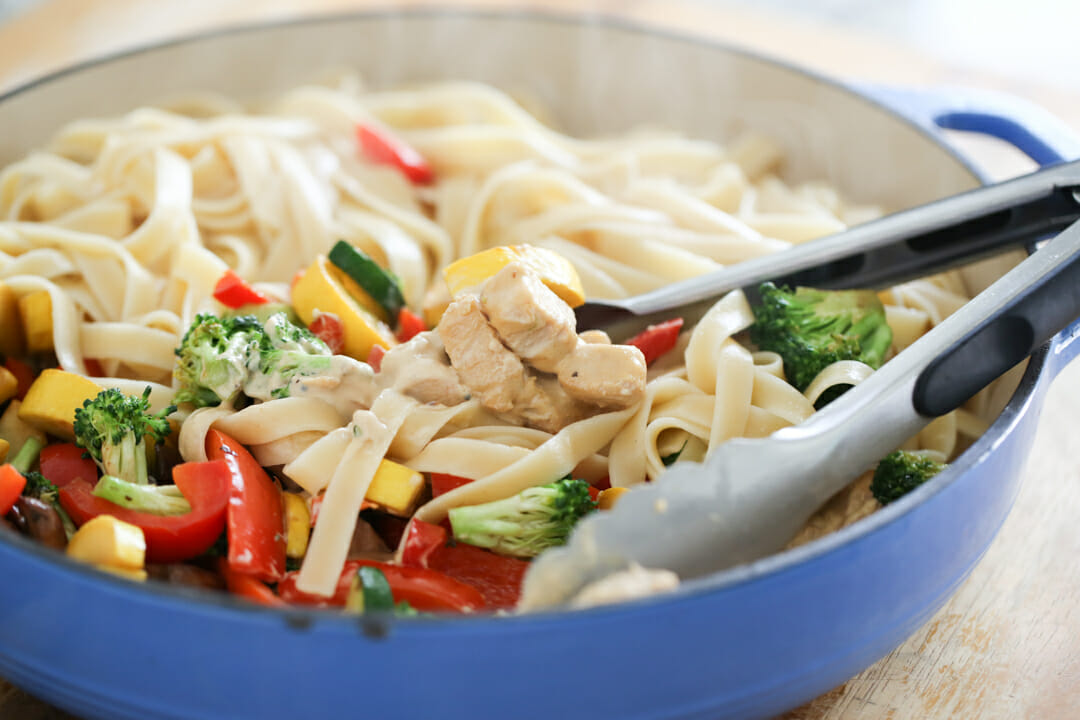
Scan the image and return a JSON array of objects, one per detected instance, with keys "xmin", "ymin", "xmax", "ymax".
[{"xmin": 913, "ymin": 225, "xmax": 1080, "ymax": 417}]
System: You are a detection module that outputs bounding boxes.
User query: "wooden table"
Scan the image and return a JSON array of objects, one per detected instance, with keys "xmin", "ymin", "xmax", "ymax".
[{"xmin": 0, "ymin": 2, "xmax": 1077, "ymax": 718}]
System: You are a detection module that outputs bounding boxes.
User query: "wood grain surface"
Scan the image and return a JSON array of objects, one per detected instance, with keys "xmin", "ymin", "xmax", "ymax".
[{"xmin": 0, "ymin": 1, "xmax": 1076, "ymax": 718}]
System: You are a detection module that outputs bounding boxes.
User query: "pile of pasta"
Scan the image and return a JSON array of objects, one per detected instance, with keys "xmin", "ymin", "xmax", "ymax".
[{"xmin": 0, "ymin": 77, "xmax": 994, "ymax": 592}]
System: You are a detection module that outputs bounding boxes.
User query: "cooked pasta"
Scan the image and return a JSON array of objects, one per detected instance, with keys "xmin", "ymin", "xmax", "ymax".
[{"xmin": 0, "ymin": 77, "xmax": 991, "ymax": 605}]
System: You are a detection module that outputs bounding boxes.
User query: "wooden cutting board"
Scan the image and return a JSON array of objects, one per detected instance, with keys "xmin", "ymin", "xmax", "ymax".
[{"xmin": 0, "ymin": 2, "xmax": 1077, "ymax": 719}]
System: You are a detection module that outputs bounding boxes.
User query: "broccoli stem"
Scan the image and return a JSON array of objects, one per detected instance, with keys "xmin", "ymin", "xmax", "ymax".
[
  {"xmin": 9, "ymin": 436, "xmax": 44, "ymax": 474},
  {"xmin": 101, "ymin": 433, "xmax": 150, "ymax": 485},
  {"xmin": 92, "ymin": 475, "xmax": 192, "ymax": 516}
]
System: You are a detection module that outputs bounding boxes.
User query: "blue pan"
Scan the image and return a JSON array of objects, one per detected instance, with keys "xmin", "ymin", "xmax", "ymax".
[{"xmin": 0, "ymin": 11, "xmax": 1077, "ymax": 720}]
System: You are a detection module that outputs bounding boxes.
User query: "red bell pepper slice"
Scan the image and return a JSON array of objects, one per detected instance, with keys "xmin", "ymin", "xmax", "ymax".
[
  {"xmin": 4, "ymin": 358, "xmax": 34, "ymax": 400},
  {"xmin": 212, "ymin": 270, "xmax": 270, "ymax": 309},
  {"xmin": 366, "ymin": 344, "xmax": 386, "ymax": 373},
  {"xmin": 427, "ymin": 542, "xmax": 529, "ymax": 610},
  {"xmin": 278, "ymin": 559, "xmax": 485, "ymax": 613},
  {"xmin": 429, "ymin": 473, "xmax": 473, "ymax": 497},
  {"xmin": 206, "ymin": 429, "xmax": 286, "ymax": 583},
  {"xmin": 356, "ymin": 123, "xmax": 434, "ymax": 185},
  {"xmin": 308, "ymin": 313, "xmax": 345, "ymax": 354},
  {"xmin": 0, "ymin": 464, "xmax": 27, "ymax": 515},
  {"xmin": 39, "ymin": 443, "xmax": 98, "ymax": 488},
  {"xmin": 400, "ymin": 519, "xmax": 448, "ymax": 568},
  {"xmin": 218, "ymin": 559, "xmax": 286, "ymax": 607},
  {"xmin": 395, "ymin": 308, "xmax": 427, "ymax": 343},
  {"xmin": 58, "ymin": 460, "xmax": 229, "ymax": 563},
  {"xmin": 626, "ymin": 317, "xmax": 684, "ymax": 366}
]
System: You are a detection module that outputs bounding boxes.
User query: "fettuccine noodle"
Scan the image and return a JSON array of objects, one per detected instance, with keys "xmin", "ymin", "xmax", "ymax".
[{"xmin": 0, "ymin": 76, "xmax": 992, "ymax": 598}]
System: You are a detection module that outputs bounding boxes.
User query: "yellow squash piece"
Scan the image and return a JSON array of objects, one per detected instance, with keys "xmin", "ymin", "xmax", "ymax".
[
  {"xmin": 597, "ymin": 487, "xmax": 628, "ymax": 511},
  {"xmin": 291, "ymin": 256, "xmax": 396, "ymax": 361},
  {"xmin": 421, "ymin": 282, "xmax": 452, "ymax": 329},
  {"xmin": 67, "ymin": 515, "xmax": 146, "ymax": 572},
  {"xmin": 0, "ymin": 282, "xmax": 24, "ymax": 357},
  {"xmin": 366, "ymin": 460, "xmax": 425, "ymax": 517},
  {"xmin": 0, "ymin": 438, "xmax": 8, "ymax": 464},
  {"xmin": 0, "ymin": 366, "xmax": 17, "ymax": 405},
  {"xmin": 19, "ymin": 369, "xmax": 102, "ymax": 440},
  {"xmin": 98, "ymin": 565, "xmax": 148, "ymax": 583},
  {"xmin": 443, "ymin": 245, "xmax": 586, "ymax": 308},
  {"xmin": 283, "ymin": 492, "xmax": 311, "ymax": 559},
  {"xmin": 18, "ymin": 290, "xmax": 53, "ymax": 353}
]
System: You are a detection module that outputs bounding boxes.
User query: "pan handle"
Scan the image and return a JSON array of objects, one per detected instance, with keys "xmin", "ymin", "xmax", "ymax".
[
  {"xmin": 862, "ymin": 83, "xmax": 1080, "ymax": 373},
  {"xmin": 857, "ymin": 84, "xmax": 1080, "ymax": 166}
]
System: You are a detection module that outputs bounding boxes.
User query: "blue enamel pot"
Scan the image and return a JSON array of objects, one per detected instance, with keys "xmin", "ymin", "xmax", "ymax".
[{"xmin": 0, "ymin": 11, "xmax": 1077, "ymax": 720}]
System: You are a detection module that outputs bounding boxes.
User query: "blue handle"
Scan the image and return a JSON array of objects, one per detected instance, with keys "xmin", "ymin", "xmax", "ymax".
[
  {"xmin": 860, "ymin": 85, "xmax": 1080, "ymax": 167},
  {"xmin": 862, "ymin": 83, "xmax": 1080, "ymax": 373}
]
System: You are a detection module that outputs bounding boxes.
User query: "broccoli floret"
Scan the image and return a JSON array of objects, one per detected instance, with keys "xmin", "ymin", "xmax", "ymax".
[
  {"xmin": 750, "ymin": 282, "xmax": 893, "ymax": 398},
  {"xmin": 223, "ymin": 302, "xmax": 302, "ymax": 326},
  {"xmin": 245, "ymin": 312, "xmax": 332, "ymax": 401},
  {"xmin": 870, "ymin": 450, "xmax": 946, "ymax": 505},
  {"xmin": 22, "ymin": 470, "xmax": 57, "ymax": 504},
  {"xmin": 174, "ymin": 313, "xmax": 264, "ymax": 407},
  {"xmin": 92, "ymin": 474, "xmax": 191, "ymax": 515},
  {"xmin": 448, "ymin": 477, "xmax": 598, "ymax": 558},
  {"xmin": 173, "ymin": 311, "xmax": 331, "ymax": 406},
  {"xmin": 73, "ymin": 387, "xmax": 176, "ymax": 486},
  {"xmin": 22, "ymin": 470, "xmax": 77, "ymax": 538}
]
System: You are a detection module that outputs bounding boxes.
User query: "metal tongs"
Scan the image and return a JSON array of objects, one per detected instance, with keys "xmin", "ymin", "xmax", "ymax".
[
  {"xmin": 575, "ymin": 158, "xmax": 1080, "ymax": 338},
  {"xmin": 521, "ymin": 158, "xmax": 1080, "ymax": 610}
]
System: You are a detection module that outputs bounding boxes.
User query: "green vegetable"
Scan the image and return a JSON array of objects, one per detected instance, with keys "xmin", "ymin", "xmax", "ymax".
[
  {"xmin": 8, "ymin": 435, "xmax": 44, "ymax": 474},
  {"xmin": 22, "ymin": 470, "xmax": 76, "ymax": 538},
  {"xmin": 173, "ymin": 311, "xmax": 332, "ymax": 407},
  {"xmin": 173, "ymin": 313, "xmax": 262, "ymax": 407},
  {"xmin": 328, "ymin": 240, "xmax": 406, "ymax": 320},
  {"xmin": 73, "ymin": 387, "xmax": 175, "ymax": 486},
  {"xmin": 256, "ymin": 313, "xmax": 333, "ymax": 400},
  {"xmin": 345, "ymin": 565, "xmax": 395, "ymax": 613},
  {"xmin": 344, "ymin": 566, "xmax": 419, "ymax": 616},
  {"xmin": 448, "ymin": 477, "xmax": 598, "ymax": 558},
  {"xmin": 224, "ymin": 302, "xmax": 302, "ymax": 326},
  {"xmin": 750, "ymin": 282, "xmax": 892, "ymax": 402},
  {"xmin": 870, "ymin": 450, "xmax": 946, "ymax": 505},
  {"xmin": 22, "ymin": 471, "xmax": 56, "ymax": 504},
  {"xmin": 92, "ymin": 474, "xmax": 192, "ymax": 516}
]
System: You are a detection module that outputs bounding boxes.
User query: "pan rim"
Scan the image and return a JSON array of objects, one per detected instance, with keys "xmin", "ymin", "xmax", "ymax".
[{"xmin": 0, "ymin": 6, "xmax": 1047, "ymax": 627}]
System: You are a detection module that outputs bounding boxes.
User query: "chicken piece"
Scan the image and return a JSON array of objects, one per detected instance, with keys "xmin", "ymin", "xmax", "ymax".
[
  {"xmin": 480, "ymin": 263, "xmax": 579, "ymax": 374},
  {"xmin": 557, "ymin": 343, "xmax": 647, "ymax": 409},
  {"xmin": 579, "ymin": 329, "xmax": 612, "ymax": 345},
  {"xmin": 377, "ymin": 332, "xmax": 470, "ymax": 406},
  {"xmin": 569, "ymin": 564, "xmax": 680, "ymax": 609},
  {"xmin": 516, "ymin": 374, "xmax": 591, "ymax": 434},
  {"xmin": 439, "ymin": 295, "xmax": 528, "ymax": 414}
]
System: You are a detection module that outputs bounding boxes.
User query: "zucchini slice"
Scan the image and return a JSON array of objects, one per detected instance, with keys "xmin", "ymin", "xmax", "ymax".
[
  {"xmin": 345, "ymin": 565, "xmax": 396, "ymax": 614},
  {"xmin": 328, "ymin": 240, "xmax": 406, "ymax": 322}
]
